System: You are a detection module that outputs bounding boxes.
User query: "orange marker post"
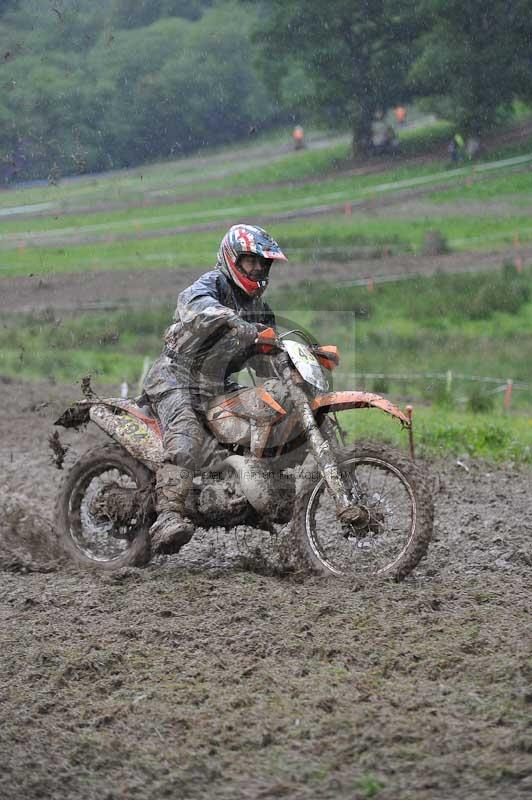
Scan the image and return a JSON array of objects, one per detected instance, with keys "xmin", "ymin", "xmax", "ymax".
[{"xmin": 503, "ymin": 379, "xmax": 513, "ymax": 411}]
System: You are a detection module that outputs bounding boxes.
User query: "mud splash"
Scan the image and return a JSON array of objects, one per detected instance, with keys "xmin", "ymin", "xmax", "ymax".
[{"xmin": 0, "ymin": 495, "xmax": 63, "ymax": 572}]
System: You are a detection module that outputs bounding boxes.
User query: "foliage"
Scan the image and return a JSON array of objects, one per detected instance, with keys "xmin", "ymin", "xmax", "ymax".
[
  {"xmin": 467, "ymin": 385, "xmax": 496, "ymax": 413},
  {"xmin": 467, "ymin": 264, "xmax": 530, "ymax": 319},
  {"xmin": 342, "ymin": 407, "xmax": 532, "ymax": 464},
  {"xmin": 410, "ymin": 0, "xmax": 532, "ymax": 135},
  {"xmin": 0, "ymin": 1, "xmax": 279, "ymax": 179},
  {"xmin": 1, "ymin": 1, "xmax": 532, "ymax": 179},
  {"xmin": 109, "ymin": 0, "xmax": 213, "ymax": 28},
  {"xmin": 372, "ymin": 376, "xmax": 390, "ymax": 394},
  {"xmin": 420, "ymin": 229, "xmax": 449, "ymax": 256},
  {"xmin": 244, "ymin": 0, "xmax": 420, "ymax": 156},
  {"xmin": 271, "ymin": 264, "xmax": 531, "ymax": 323}
]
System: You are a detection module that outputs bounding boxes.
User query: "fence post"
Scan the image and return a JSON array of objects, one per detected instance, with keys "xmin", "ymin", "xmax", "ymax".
[
  {"xmin": 503, "ymin": 379, "xmax": 513, "ymax": 411},
  {"xmin": 137, "ymin": 357, "xmax": 150, "ymax": 396},
  {"xmin": 446, "ymin": 370, "xmax": 453, "ymax": 396},
  {"xmin": 406, "ymin": 405, "xmax": 415, "ymax": 461},
  {"xmin": 514, "ymin": 233, "xmax": 523, "ymax": 273}
]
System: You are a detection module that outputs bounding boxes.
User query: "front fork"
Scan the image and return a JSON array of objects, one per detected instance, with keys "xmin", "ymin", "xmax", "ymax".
[{"xmin": 277, "ymin": 354, "xmax": 366, "ymax": 524}]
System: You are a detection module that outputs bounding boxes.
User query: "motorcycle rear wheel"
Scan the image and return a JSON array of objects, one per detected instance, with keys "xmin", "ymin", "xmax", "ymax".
[
  {"xmin": 293, "ymin": 441, "xmax": 433, "ymax": 579},
  {"xmin": 54, "ymin": 442, "xmax": 154, "ymax": 570}
]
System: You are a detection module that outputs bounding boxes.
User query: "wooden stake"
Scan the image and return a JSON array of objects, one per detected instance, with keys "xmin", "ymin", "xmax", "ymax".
[
  {"xmin": 503, "ymin": 379, "xmax": 513, "ymax": 411},
  {"xmin": 406, "ymin": 405, "xmax": 415, "ymax": 461}
]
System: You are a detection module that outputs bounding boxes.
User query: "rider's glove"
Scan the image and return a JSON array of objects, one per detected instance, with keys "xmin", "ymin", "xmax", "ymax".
[{"xmin": 229, "ymin": 318, "xmax": 262, "ymax": 347}]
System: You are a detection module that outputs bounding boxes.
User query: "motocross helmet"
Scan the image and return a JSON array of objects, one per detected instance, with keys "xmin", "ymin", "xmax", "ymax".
[{"xmin": 217, "ymin": 223, "xmax": 287, "ymax": 296}]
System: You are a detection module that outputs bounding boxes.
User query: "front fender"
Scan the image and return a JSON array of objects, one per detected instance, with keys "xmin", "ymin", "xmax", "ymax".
[{"xmin": 311, "ymin": 391, "xmax": 410, "ymax": 426}]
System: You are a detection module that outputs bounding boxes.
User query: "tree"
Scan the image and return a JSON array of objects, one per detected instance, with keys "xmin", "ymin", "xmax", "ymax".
[
  {"xmin": 410, "ymin": 0, "xmax": 532, "ymax": 135},
  {"xmin": 109, "ymin": 0, "xmax": 213, "ymax": 28},
  {"xmin": 0, "ymin": 0, "xmax": 22, "ymax": 15},
  {"xmin": 243, "ymin": 0, "xmax": 420, "ymax": 157},
  {"xmin": 82, "ymin": 3, "xmax": 276, "ymax": 170},
  {"xmin": 0, "ymin": 0, "xmax": 279, "ymax": 179}
]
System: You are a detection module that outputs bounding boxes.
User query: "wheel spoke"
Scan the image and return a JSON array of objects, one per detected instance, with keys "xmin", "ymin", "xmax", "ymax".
[
  {"xmin": 305, "ymin": 456, "xmax": 417, "ymax": 576},
  {"xmin": 69, "ymin": 465, "xmax": 143, "ymax": 562}
]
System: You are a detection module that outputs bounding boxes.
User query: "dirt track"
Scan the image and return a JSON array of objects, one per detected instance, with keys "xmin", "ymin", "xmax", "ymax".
[
  {"xmin": 3, "ymin": 245, "xmax": 532, "ymax": 317},
  {"xmin": 1, "ymin": 378, "xmax": 531, "ymax": 799}
]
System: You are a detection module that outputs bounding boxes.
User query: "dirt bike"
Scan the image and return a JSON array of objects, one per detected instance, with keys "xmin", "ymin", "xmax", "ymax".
[{"xmin": 54, "ymin": 328, "xmax": 433, "ymax": 577}]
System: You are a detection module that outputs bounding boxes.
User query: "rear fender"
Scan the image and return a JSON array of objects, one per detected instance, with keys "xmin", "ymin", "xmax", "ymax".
[
  {"xmin": 89, "ymin": 404, "xmax": 164, "ymax": 470},
  {"xmin": 56, "ymin": 398, "xmax": 164, "ymax": 469},
  {"xmin": 311, "ymin": 391, "xmax": 410, "ymax": 426}
]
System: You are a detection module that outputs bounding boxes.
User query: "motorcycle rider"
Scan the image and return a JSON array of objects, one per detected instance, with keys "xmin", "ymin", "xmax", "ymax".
[{"xmin": 143, "ymin": 223, "xmax": 287, "ymax": 554}]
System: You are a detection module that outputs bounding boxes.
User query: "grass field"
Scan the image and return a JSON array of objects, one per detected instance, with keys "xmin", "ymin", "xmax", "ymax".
[{"xmin": 341, "ymin": 405, "xmax": 532, "ymax": 464}]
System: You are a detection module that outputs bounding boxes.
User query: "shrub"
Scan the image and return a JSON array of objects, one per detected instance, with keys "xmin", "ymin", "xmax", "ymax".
[
  {"xmin": 421, "ymin": 229, "xmax": 449, "ymax": 256},
  {"xmin": 466, "ymin": 262, "xmax": 530, "ymax": 320},
  {"xmin": 372, "ymin": 376, "xmax": 390, "ymax": 394},
  {"xmin": 422, "ymin": 380, "xmax": 455, "ymax": 409},
  {"xmin": 467, "ymin": 385, "xmax": 496, "ymax": 413}
]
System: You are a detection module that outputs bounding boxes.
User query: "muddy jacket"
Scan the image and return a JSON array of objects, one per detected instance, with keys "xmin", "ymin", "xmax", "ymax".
[{"xmin": 144, "ymin": 268, "xmax": 276, "ymax": 399}]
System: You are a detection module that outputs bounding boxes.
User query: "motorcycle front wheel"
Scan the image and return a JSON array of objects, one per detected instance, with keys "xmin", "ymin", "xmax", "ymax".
[
  {"xmin": 293, "ymin": 441, "xmax": 434, "ymax": 579},
  {"xmin": 54, "ymin": 442, "xmax": 154, "ymax": 570}
]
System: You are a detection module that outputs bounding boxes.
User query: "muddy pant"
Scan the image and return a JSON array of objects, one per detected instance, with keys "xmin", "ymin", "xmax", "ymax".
[
  {"xmin": 146, "ymin": 387, "xmax": 203, "ymax": 518},
  {"xmin": 155, "ymin": 388, "xmax": 205, "ymax": 472},
  {"xmin": 143, "ymin": 355, "xmax": 206, "ymax": 473}
]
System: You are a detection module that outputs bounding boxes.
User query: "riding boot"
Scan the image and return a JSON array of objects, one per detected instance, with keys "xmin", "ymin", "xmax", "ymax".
[{"xmin": 149, "ymin": 463, "xmax": 194, "ymax": 554}]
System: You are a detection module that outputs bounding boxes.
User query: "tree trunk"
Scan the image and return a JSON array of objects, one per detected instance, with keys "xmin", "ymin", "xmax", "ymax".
[{"xmin": 350, "ymin": 110, "xmax": 374, "ymax": 159}]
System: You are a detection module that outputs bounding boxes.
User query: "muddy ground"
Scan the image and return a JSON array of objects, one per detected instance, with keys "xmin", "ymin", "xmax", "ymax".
[{"xmin": 1, "ymin": 377, "xmax": 531, "ymax": 800}]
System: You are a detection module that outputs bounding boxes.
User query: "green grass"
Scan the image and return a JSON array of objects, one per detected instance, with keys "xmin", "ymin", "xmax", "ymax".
[
  {"xmin": 1, "ymin": 266, "xmax": 531, "ymax": 468},
  {"xmin": 2, "ymin": 266, "xmax": 531, "ymax": 389},
  {"xmin": 0, "ymin": 158, "xmax": 475, "ymax": 238},
  {"xmin": 0, "ymin": 118, "xmax": 530, "ymax": 228},
  {"xmin": 429, "ymin": 168, "xmax": 532, "ymax": 203},
  {"xmin": 4, "ymin": 212, "xmax": 532, "ymax": 280},
  {"xmin": 396, "ymin": 119, "xmax": 453, "ymax": 157},
  {"xmin": 271, "ymin": 265, "xmax": 532, "ymax": 403},
  {"xmin": 0, "ymin": 231, "xmax": 223, "ymax": 277},
  {"xmin": 0, "ymin": 132, "xmax": 351, "ymax": 212},
  {"xmin": 342, "ymin": 404, "xmax": 532, "ymax": 464}
]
